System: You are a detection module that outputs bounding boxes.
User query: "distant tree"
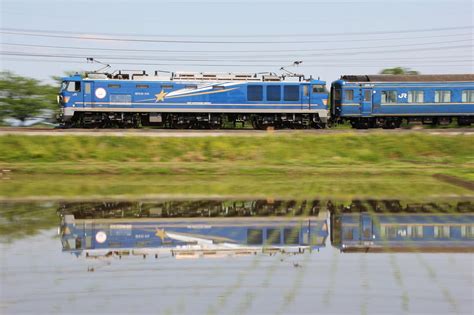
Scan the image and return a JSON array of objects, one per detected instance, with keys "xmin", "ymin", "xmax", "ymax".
[
  {"xmin": 380, "ymin": 67, "xmax": 419, "ymax": 75},
  {"xmin": 0, "ymin": 72, "xmax": 57, "ymax": 125},
  {"xmin": 51, "ymin": 71, "xmax": 79, "ymax": 85}
]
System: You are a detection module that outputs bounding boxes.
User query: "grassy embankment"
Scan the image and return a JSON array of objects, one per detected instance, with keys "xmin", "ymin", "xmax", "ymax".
[{"xmin": 0, "ymin": 133, "xmax": 472, "ymax": 199}]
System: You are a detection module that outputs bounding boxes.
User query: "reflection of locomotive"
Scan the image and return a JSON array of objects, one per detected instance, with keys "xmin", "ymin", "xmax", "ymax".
[
  {"xmin": 331, "ymin": 211, "xmax": 474, "ymax": 253},
  {"xmin": 59, "ymin": 200, "xmax": 328, "ymax": 259}
]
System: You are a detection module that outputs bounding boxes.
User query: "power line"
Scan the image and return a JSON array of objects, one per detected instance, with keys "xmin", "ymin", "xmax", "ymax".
[
  {"xmin": 3, "ymin": 54, "xmax": 471, "ymax": 65},
  {"xmin": 2, "ymin": 43, "xmax": 471, "ymax": 61},
  {"xmin": 2, "ymin": 57, "xmax": 472, "ymax": 68},
  {"xmin": 2, "ymin": 53, "xmax": 472, "ymax": 66},
  {"xmin": 1, "ymin": 25, "xmax": 472, "ymax": 38},
  {"xmin": 2, "ymin": 38, "xmax": 472, "ymax": 55},
  {"xmin": 1, "ymin": 29, "xmax": 473, "ymax": 44}
]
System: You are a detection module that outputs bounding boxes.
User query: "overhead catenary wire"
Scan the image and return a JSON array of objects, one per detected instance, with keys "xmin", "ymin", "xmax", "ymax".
[
  {"xmin": 1, "ymin": 27, "xmax": 473, "ymax": 44},
  {"xmin": 1, "ymin": 25, "xmax": 472, "ymax": 38},
  {"xmin": 2, "ymin": 38, "xmax": 472, "ymax": 55},
  {"xmin": 1, "ymin": 43, "xmax": 472, "ymax": 61},
  {"xmin": 3, "ymin": 57, "xmax": 472, "ymax": 68}
]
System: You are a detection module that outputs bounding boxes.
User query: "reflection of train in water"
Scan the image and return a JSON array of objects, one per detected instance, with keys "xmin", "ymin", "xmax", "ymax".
[
  {"xmin": 331, "ymin": 200, "xmax": 474, "ymax": 252},
  {"xmin": 59, "ymin": 199, "xmax": 328, "ymax": 259}
]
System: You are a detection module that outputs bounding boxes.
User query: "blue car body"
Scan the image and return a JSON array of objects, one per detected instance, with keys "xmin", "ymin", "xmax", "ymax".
[
  {"xmin": 332, "ymin": 212, "xmax": 474, "ymax": 252},
  {"xmin": 58, "ymin": 72, "xmax": 329, "ymax": 128},
  {"xmin": 331, "ymin": 74, "xmax": 474, "ymax": 128}
]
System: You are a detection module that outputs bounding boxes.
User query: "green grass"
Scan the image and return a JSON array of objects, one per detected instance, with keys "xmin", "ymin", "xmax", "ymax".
[
  {"xmin": 0, "ymin": 133, "xmax": 472, "ymax": 166},
  {"xmin": 0, "ymin": 133, "xmax": 472, "ymax": 199}
]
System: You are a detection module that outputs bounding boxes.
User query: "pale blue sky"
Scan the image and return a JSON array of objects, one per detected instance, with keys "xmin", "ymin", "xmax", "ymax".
[{"xmin": 1, "ymin": 0, "xmax": 473, "ymax": 83}]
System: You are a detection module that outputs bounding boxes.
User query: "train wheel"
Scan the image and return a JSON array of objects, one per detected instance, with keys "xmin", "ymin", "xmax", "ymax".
[{"xmin": 382, "ymin": 120, "xmax": 397, "ymax": 129}]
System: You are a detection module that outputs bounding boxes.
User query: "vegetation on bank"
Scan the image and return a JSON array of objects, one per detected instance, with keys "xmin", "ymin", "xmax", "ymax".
[
  {"xmin": 0, "ymin": 132, "xmax": 472, "ymax": 199},
  {"xmin": 0, "ymin": 133, "xmax": 472, "ymax": 168}
]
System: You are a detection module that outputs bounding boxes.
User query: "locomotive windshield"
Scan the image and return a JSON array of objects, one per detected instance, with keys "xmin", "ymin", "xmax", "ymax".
[
  {"xmin": 312, "ymin": 84, "xmax": 327, "ymax": 93},
  {"xmin": 60, "ymin": 81, "xmax": 81, "ymax": 92}
]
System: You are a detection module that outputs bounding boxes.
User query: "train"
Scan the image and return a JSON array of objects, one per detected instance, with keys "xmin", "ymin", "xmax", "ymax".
[
  {"xmin": 330, "ymin": 200, "xmax": 474, "ymax": 253},
  {"xmin": 59, "ymin": 200, "xmax": 329, "ymax": 259},
  {"xmin": 57, "ymin": 199, "xmax": 474, "ymax": 259},
  {"xmin": 57, "ymin": 71, "xmax": 474, "ymax": 129}
]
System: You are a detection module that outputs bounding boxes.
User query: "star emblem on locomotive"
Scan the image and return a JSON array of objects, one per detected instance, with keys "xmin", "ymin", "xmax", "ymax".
[
  {"xmin": 155, "ymin": 228, "xmax": 167, "ymax": 241},
  {"xmin": 155, "ymin": 90, "xmax": 167, "ymax": 102}
]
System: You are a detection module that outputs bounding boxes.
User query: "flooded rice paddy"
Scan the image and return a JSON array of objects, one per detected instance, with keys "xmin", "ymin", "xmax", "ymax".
[{"xmin": 1, "ymin": 198, "xmax": 473, "ymax": 314}]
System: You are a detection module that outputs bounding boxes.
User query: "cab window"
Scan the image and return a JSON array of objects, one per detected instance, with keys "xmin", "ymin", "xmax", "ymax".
[
  {"xmin": 345, "ymin": 90, "xmax": 354, "ymax": 101},
  {"xmin": 312, "ymin": 84, "xmax": 326, "ymax": 93},
  {"xmin": 66, "ymin": 81, "xmax": 81, "ymax": 92}
]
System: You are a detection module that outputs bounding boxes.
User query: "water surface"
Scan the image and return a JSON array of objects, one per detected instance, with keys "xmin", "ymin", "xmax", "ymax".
[{"xmin": 1, "ymin": 198, "xmax": 473, "ymax": 314}]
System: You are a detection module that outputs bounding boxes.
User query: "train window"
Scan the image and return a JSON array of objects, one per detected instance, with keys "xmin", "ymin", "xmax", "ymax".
[
  {"xmin": 247, "ymin": 85, "xmax": 263, "ymax": 101},
  {"xmin": 266, "ymin": 228, "xmax": 281, "ymax": 245},
  {"xmin": 364, "ymin": 90, "xmax": 371, "ymax": 102},
  {"xmin": 434, "ymin": 226, "xmax": 450, "ymax": 238},
  {"xmin": 461, "ymin": 226, "xmax": 473, "ymax": 238},
  {"xmin": 434, "ymin": 90, "xmax": 451, "ymax": 103},
  {"xmin": 343, "ymin": 228, "xmax": 354, "ymax": 240},
  {"xmin": 462, "ymin": 90, "xmax": 474, "ymax": 102},
  {"xmin": 313, "ymin": 84, "xmax": 326, "ymax": 93},
  {"xmin": 284, "ymin": 86, "xmax": 299, "ymax": 101},
  {"xmin": 267, "ymin": 85, "xmax": 281, "ymax": 101},
  {"xmin": 185, "ymin": 84, "xmax": 197, "ymax": 89},
  {"xmin": 408, "ymin": 91, "xmax": 424, "ymax": 103},
  {"xmin": 84, "ymin": 83, "xmax": 91, "ymax": 94},
  {"xmin": 108, "ymin": 84, "xmax": 121, "ymax": 88},
  {"xmin": 283, "ymin": 228, "xmax": 300, "ymax": 245},
  {"xmin": 409, "ymin": 226, "xmax": 423, "ymax": 238},
  {"xmin": 110, "ymin": 94, "xmax": 132, "ymax": 104},
  {"xmin": 345, "ymin": 90, "xmax": 354, "ymax": 101},
  {"xmin": 161, "ymin": 84, "xmax": 174, "ymax": 90},
  {"xmin": 136, "ymin": 84, "xmax": 149, "ymax": 89},
  {"xmin": 334, "ymin": 89, "xmax": 341, "ymax": 101},
  {"xmin": 247, "ymin": 229, "xmax": 263, "ymax": 245},
  {"xmin": 381, "ymin": 91, "xmax": 397, "ymax": 104},
  {"xmin": 212, "ymin": 86, "xmax": 225, "ymax": 90},
  {"xmin": 75, "ymin": 237, "xmax": 82, "ymax": 249},
  {"xmin": 66, "ymin": 81, "xmax": 81, "ymax": 92}
]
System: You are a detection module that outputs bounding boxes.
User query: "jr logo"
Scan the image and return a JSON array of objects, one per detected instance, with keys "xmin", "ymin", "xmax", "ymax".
[{"xmin": 398, "ymin": 93, "xmax": 408, "ymax": 99}]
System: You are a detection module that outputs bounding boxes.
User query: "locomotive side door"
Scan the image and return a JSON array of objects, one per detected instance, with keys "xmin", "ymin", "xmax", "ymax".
[
  {"xmin": 360, "ymin": 87, "xmax": 373, "ymax": 116},
  {"xmin": 301, "ymin": 83, "xmax": 311, "ymax": 110},
  {"xmin": 83, "ymin": 81, "xmax": 93, "ymax": 108},
  {"xmin": 360, "ymin": 213, "xmax": 373, "ymax": 242}
]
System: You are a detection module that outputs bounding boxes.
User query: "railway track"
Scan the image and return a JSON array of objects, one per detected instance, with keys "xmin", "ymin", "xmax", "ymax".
[{"xmin": 0, "ymin": 127, "xmax": 472, "ymax": 137}]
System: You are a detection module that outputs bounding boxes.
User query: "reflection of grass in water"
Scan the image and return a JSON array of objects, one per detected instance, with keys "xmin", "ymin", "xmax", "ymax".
[
  {"xmin": 389, "ymin": 255, "xmax": 410, "ymax": 312},
  {"xmin": 1, "ymin": 171, "xmax": 472, "ymax": 200},
  {"xmin": 0, "ymin": 203, "xmax": 58, "ymax": 243},
  {"xmin": 209, "ymin": 201, "xmax": 316, "ymax": 315},
  {"xmin": 365, "ymin": 202, "xmax": 461, "ymax": 313},
  {"xmin": 322, "ymin": 250, "xmax": 339, "ymax": 307}
]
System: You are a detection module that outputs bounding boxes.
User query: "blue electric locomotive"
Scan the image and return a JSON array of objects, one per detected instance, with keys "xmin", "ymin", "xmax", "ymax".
[
  {"xmin": 331, "ymin": 74, "xmax": 474, "ymax": 129},
  {"xmin": 58, "ymin": 71, "xmax": 329, "ymax": 129},
  {"xmin": 60, "ymin": 215, "xmax": 329, "ymax": 259}
]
